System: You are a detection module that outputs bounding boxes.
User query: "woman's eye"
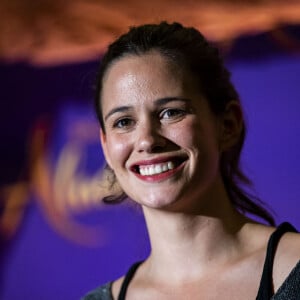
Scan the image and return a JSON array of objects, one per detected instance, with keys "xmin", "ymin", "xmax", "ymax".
[
  {"xmin": 161, "ymin": 108, "xmax": 185, "ymax": 119},
  {"xmin": 113, "ymin": 118, "xmax": 134, "ymax": 129}
]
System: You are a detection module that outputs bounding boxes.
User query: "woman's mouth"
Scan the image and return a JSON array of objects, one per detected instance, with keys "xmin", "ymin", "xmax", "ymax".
[
  {"xmin": 139, "ymin": 161, "xmax": 175, "ymax": 176},
  {"xmin": 131, "ymin": 157, "xmax": 187, "ymax": 181}
]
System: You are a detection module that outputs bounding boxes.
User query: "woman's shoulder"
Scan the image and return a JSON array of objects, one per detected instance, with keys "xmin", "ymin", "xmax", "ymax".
[
  {"xmin": 273, "ymin": 224, "xmax": 300, "ymax": 292},
  {"xmin": 81, "ymin": 282, "xmax": 113, "ymax": 300},
  {"xmin": 247, "ymin": 221, "xmax": 300, "ymax": 257}
]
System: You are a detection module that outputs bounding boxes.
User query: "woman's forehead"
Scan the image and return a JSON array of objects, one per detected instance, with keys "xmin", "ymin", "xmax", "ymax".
[
  {"xmin": 102, "ymin": 52, "xmax": 198, "ymax": 98},
  {"xmin": 104, "ymin": 52, "xmax": 180, "ymax": 80}
]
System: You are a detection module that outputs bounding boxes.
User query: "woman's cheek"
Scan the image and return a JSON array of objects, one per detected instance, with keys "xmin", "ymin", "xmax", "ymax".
[
  {"xmin": 107, "ymin": 135, "xmax": 132, "ymax": 166},
  {"xmin": 168, "ymin": 121, "xmax": 196, "ymax": 146}
]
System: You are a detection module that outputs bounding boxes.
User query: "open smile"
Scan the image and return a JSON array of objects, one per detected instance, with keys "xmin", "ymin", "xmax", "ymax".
[
  {"xmin": 130, "ymin": 156, "xmax": 187, "ymax": 181},
  {"xmin": 139, "ymin": 161, "xmax": 175, "ymax": 176}
]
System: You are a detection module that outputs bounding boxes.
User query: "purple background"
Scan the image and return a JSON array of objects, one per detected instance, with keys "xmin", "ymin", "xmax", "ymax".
[{"xmin": 1, "ymin": 33, "xmax": 300, "ymax": 299}]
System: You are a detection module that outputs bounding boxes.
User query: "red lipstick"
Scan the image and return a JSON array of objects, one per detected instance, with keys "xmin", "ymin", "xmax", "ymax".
[{"xmin": 130, "ymin": 156, "xmax": 187, "ymax": 182}]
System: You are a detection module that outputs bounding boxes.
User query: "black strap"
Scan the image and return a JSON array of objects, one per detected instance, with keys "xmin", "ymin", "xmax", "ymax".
[
  {"xmin": 118, "ymin": 261, "xmax": 144, "ymax": 300},
  {"xmin": 256, "ymin": 222, "xmax": 298, "ymax": 300}
]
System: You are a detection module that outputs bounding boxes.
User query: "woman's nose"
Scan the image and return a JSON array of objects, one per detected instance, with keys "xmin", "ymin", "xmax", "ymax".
[{"xmin": 136, "ymin": 121, "xmax": 166, "ymax": 153}]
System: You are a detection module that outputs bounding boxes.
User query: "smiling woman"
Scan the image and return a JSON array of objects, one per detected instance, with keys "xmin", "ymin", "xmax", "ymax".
[{"xmin": 82, "ymin": 22, "xmax": 300, "ymax": 300}]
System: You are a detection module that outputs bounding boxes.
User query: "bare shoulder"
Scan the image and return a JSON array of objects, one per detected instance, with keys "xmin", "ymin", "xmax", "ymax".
[
  {"xmin": 278, "ymin": 228, "xmax": 300, "ymax": 257},
  {"xmin": 111, "ymin": 276, "xmax": 125, "ymax": 300},
  {"xmin": 240, "ymin": 222, "xmax": 275, "ymax": 251},
  {"xmin": 273, "ymin": 225, "xmax": 300, "ymax": 291}
]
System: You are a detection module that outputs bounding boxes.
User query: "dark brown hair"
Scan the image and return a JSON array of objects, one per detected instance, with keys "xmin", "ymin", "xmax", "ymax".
[{"xmin": 94, "ymin": 22, "xmax": 275, "ymax": 225}]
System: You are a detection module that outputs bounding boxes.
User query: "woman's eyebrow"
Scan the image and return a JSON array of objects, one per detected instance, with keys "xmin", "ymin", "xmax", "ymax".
[
  {"xmin": 104, "ymin": 106, "xmax": 131, "ymax": 121},
  {"xmin": 155, "ymin": 97, "xmax": 191, "ymax": 106}
]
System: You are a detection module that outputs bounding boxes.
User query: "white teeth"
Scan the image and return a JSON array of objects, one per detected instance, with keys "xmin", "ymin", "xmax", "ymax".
[
  {"xmin": 155, "ymin": 165, "xmax": 162, "ymax": 173},
  {"xmin": 168, "ymin": 161, "xmax": 174, "ymax": 170},
  {"xmin": 139, "ymin": 161, "xmax": 176, "ymax": 176}
]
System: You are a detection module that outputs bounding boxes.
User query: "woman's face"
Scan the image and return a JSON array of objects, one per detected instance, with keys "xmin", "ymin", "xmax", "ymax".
[{"xmin": 100, "ymin": 52, "xmax": 224, "ymax": 212}]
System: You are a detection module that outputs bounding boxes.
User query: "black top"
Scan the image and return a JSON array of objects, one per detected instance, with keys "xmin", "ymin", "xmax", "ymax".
[{"xmin": 256, "ymin": 222, "xmax": 298, "ymax": 299}]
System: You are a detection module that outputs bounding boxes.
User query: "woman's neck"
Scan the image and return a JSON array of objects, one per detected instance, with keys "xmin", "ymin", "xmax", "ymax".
[{"xmin": 142, "ymin": 197, "xmax": 250, "ymax": 282}]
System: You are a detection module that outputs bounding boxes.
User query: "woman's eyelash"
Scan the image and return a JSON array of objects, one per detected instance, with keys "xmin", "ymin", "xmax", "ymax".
[
  {"xmin": 112, "ymin": 117, "xmax": 134, "ymax": 128},
  {"xmin": 160, "ymin": 108, "xmax": 186, "ymax": 119}
]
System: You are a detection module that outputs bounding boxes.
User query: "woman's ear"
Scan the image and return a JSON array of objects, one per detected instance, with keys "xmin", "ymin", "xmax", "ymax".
[
  {"xmin": 218, "ymin": 101, "xmax": 243, "ymax": 152},
  {"xmin": 99, "ymin": 128, "xmax": 113, "ymax": 169}
]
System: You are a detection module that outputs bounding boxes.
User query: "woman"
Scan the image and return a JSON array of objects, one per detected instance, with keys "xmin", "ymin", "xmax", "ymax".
[{"xmin": 83, "ymin": 22, "xmax": 300, "ymax": 299}]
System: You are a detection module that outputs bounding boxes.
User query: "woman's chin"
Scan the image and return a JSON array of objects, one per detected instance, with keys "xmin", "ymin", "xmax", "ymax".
[{"xmin": 135, "ymin": 190, "xmax": 185, "ymax": 211}]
